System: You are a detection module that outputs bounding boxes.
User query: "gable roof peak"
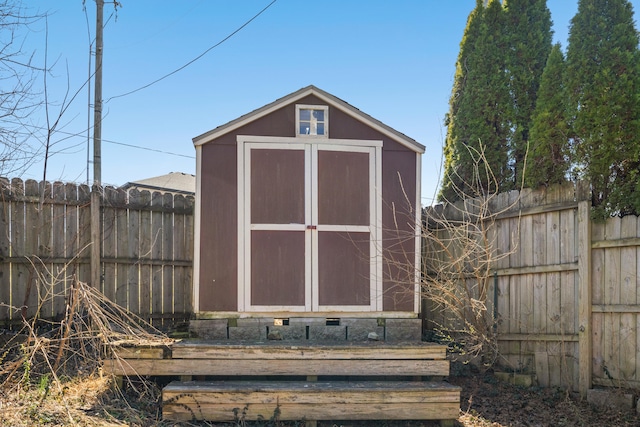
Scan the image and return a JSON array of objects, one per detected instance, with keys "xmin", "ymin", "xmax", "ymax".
[{"xmin": 193, "ymin": 86, "xmax": 424, "ymax": 153}]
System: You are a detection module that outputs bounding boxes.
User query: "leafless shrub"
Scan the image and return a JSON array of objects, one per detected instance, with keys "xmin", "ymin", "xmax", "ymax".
[
  {"xmin": 421, "ymin": 144, "xmax": 520, "ymax": 367},
  {"xmin": 374, "ymin": 143, "xmax": 518, "ymax": 366},
  {"xmin": 0, "ymin": 256, "xmax": 172, "ymax": 425}
]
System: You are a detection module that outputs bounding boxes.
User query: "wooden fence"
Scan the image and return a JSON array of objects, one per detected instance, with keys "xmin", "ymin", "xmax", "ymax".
[
  {"xmin": 0, "ymin": 177, "xmax": 194, "ymax": 325},
  {"xmin": 4, "ymin": 176, "xmax": 640, "ymax": 393},
  {"xmin": 424, "ymin": 182, "xmax": 640, "ymax": 394}
]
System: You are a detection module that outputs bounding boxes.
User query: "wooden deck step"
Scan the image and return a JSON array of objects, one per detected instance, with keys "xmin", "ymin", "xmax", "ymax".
[
  {"xmin": 106, "ymin": 341, "xmax": 450, "ymax": 377},
  {"xmin": 108, "ymin": 357, "xmax": 449, "ymax": 377},
  {"xmin": 162, "ymin": 380, "xmax": 461, "ymax": 422},
  {"xmin": 171, "ymin": 340, "xmax": 448, "ymax": 360}
]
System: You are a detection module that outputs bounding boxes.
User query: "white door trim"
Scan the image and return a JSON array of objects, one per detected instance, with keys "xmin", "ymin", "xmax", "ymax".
[{"xmin": 237, "ymin": 136, "xmax": 382, "ymax": 313}]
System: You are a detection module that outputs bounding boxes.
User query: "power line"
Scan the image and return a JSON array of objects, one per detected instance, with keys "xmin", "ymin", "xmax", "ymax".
[
  {"xmin": 106, "ymin": 0, "xmax": 278, "ymax": 102},
  {"xmin": 3, "ymin": 120, "xmax": 194, "ymax": 159},
  {"xmin": 104, "ymin": 138, "xmax": 194, "ymax": 159}
]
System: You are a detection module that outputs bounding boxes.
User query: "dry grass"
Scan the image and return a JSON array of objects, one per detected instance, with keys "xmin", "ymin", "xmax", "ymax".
[
  {"xmin": 0, "ymin": 275, "xmax": 173, "ymax": 426},
  {"xmin": 0, "ymin": 374, "xmax": 155, "ymax": 426}
]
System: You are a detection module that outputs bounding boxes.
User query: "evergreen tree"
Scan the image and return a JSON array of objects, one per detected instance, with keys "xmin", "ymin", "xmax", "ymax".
[
  {"xmin": 566, "ymin": 0, "xmax": 640, "ymax": 218},
  {"xmin": 440, "ymin": 0, "xmax": 484, "ymax": 202},
  {"xmin": 526, "ymin": 43, "xmax": 570, "ymax": 187},
  {"xmin": 440, "ymin": 0, "xmax": 511, "ymax": 202},
  {"xmin": 503, "ymin": 0, "xmax": 553, "ymax": 187}
]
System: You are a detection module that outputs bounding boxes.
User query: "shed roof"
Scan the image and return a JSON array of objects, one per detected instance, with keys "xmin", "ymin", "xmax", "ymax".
[{"xmin": 192, "ymin": 85, "xmax": 425, "ymax": 153}]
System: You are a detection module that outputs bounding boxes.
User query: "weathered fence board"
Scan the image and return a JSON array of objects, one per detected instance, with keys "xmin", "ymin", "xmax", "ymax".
[
  {"xmin": 127, "ymin": 196, "xmax": 141, "ymax": 314},
  {"xmin": 0, "ymin": 177, "xmax": 194, "ymax": 324},
  {"xmin": 173, "ymin": 195, "xmax": 186, "ymax": 315},
  {"xmin": 151, "ymin": 192, "xmax": 164, "ymax": 321},
  {"xmin": 138, "ymin": 189, "xmax": 153, "ymax": 316},
  {"xmin": 162, "ymin": 192, "xmax": 174, "ymax": 318},
  {"xmin": 76, "ymin": 184, "xmax": 92, "ymax": 284},
  {"xmin": 52, "ymin": 182, "xmax": 67, "ymax": 319},
  {"xmin": 0, "ymin": 181, "xmax": 10, "ymax": 320},
  {"xmin": 102, "ymin": 187, "xmax": 118, "ymax": 303}
]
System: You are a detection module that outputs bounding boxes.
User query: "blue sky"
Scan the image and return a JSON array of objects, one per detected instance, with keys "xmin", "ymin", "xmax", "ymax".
[{"xmin": 18, "ymin": 0, "xmax": 640, "ymax": 205}]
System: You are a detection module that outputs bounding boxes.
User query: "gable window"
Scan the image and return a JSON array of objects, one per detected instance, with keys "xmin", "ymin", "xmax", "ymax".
[{"xmin": 296, "ymin": 105, "xmax": 328, "ymax": 137}]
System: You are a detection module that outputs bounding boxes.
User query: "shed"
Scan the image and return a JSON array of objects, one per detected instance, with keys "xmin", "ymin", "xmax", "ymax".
[{"xmin": 193, "ymin": 86, "xmax": 424, "ymax": 319}]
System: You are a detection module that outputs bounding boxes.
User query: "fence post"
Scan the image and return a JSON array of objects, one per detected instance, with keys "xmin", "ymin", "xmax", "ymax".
[
  {"xmin": 577, "ymin": 200, "xmax": 592, "ymax": 396},
  {"xmin": 91, "ymin": 187, "xmax": 101, "ymax": 289}
]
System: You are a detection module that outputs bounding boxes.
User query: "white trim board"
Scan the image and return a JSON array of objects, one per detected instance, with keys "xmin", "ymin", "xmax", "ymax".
[{"xmin": 193, "ymin": 145, "xmax": 202, "ymax": 313}]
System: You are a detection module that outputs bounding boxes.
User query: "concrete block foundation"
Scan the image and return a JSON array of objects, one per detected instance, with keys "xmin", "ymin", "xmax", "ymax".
[
  {"xmin": 189, "ymin": 317, "xmax": 422, "ymax": 342},
  {"xmin": 385, "ymin": 319, "xmax": 422, "ymax": 341}
]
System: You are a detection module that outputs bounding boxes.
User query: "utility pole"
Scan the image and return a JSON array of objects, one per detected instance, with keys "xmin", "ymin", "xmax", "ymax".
[
  {"xmin": 91, "ymin": 0, "xmax": 104, "ymax": 290},
  {"xmin": 93, "ymin": 0, "xmax": 103, "ymax": 185}
]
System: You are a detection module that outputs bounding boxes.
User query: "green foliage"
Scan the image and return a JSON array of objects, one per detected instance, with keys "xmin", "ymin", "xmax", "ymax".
[
  {"xmin": 526, "ymin": 43, "xmax": 570, "ymax": 187},
  {"xmin": 443, "ymin": 0, "xmax": 640, "ymax": 219},
  {"xmin": 504, "ymin": 0, "xmax": 553, "ymax": 186},
  {"xmin": 37, "ymin": 373, "xmax": 50, "ymax": 396},
  {"xmin": 440, "ymin": 1, "xmax": 483, "ymax": 202},
  {"xmin": 440, "ymin": 0, "xmax": 512, "ymax": 201},
  {"xmin": 566, "ymin": 0, "xmax": 640, "ymax": 218},
  {"xmin": 440, "ymin": 0, "xmax": 553, "ymax": 202}
]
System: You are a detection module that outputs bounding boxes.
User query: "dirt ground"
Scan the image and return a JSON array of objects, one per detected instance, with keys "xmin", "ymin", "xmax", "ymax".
[
  {"xmin": 449, "ymin": 371, "xmax": 639, "ymax": 427},
  {"xmin": 320, "ymin": 366, "xmax": 640, "ymax": 427},
  {"xmin": 1, "ymin": 366, "xmax": 639, "ymax": 427}
]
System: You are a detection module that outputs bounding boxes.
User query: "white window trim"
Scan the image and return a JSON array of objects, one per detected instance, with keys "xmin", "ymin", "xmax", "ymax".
[{"xmin": 296, "ymin": 104, "xmax": 329, "ymax": 138}]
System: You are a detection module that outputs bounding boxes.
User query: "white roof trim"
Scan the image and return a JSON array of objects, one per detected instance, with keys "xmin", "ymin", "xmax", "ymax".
[{"xmin": 192, "ymin": 85, "xmax": 425, "ymax": 154}]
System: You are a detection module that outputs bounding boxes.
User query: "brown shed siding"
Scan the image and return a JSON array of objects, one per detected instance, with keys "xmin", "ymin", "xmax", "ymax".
[
  {"xmin": 318, "ymin": 231, "xmax": 370, "ymax": 306},
  {"xmin": 317, "ymin": 150, "xmax": 369, "ymax": 226},
  {"xmin": 251, "ymin": 230, "xmax": 306, "ymax": 306},
  {"xmin": 382, "ymin": 150, "xmax": 417, "ymax": 311},
  {"xmin": 198, "ymin": 92, "xmax": 419, "ymax": 313},
  {"xmin": 199, "ymin": 143, "xmax": 238, "ymax": 311},
  {"xmin": 251, "ymin": 149, "xmax": 305, "ymax": 225},
  {"xmin": 213, "ymin": 104, "xmax": 296, "ymax": 145}
]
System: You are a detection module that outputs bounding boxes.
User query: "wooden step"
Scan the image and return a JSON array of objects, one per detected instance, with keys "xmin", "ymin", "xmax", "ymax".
[
  {"xmin": 171, "ymin": 341, "xmax": 447, "ymax": 360},
  {"xmin": 105, "ymin": 341, "xmax": 450, "ymax": 377},
  {"xmin": 108, "ymin": 357, "xmax": 449, "ymax": 377},
  {"xmin": 162, "ymin": 380, "xmax": 461, "ymax": 422}
]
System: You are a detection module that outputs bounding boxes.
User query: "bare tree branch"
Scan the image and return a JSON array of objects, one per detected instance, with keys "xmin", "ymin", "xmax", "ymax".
[{"xmin": 0, "ymin": 1, "xmax": 47, "ymax": 178}]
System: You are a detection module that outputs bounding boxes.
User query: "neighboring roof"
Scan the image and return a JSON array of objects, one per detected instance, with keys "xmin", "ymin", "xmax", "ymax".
[
  {"xmin": 121, "ymin": 172, "xmax": 195, "ymax": 195},
  {"xmin": 192, "ymin": 85, "xmax": 425, "ymax": 153}
]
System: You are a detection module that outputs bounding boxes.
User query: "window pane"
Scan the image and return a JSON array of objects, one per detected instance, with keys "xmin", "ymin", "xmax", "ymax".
[{"xmin": 297, "ymin": 106, "xmax": 327, "ymax": 136}]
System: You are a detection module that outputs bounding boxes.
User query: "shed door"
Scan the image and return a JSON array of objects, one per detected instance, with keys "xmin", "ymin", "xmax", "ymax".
[
  {"xmin": 313, "ymin": 146, "xmax": 376, "ymax": 311},
  {"xmin": 240, "ymin": 141, "xmax": 380, "ymax": 312}
]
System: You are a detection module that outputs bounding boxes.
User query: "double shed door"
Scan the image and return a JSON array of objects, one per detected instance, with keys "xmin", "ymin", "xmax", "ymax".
[{"xmin": 239, "ymin": 138, "xmax": 382, "ymax": 312}]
